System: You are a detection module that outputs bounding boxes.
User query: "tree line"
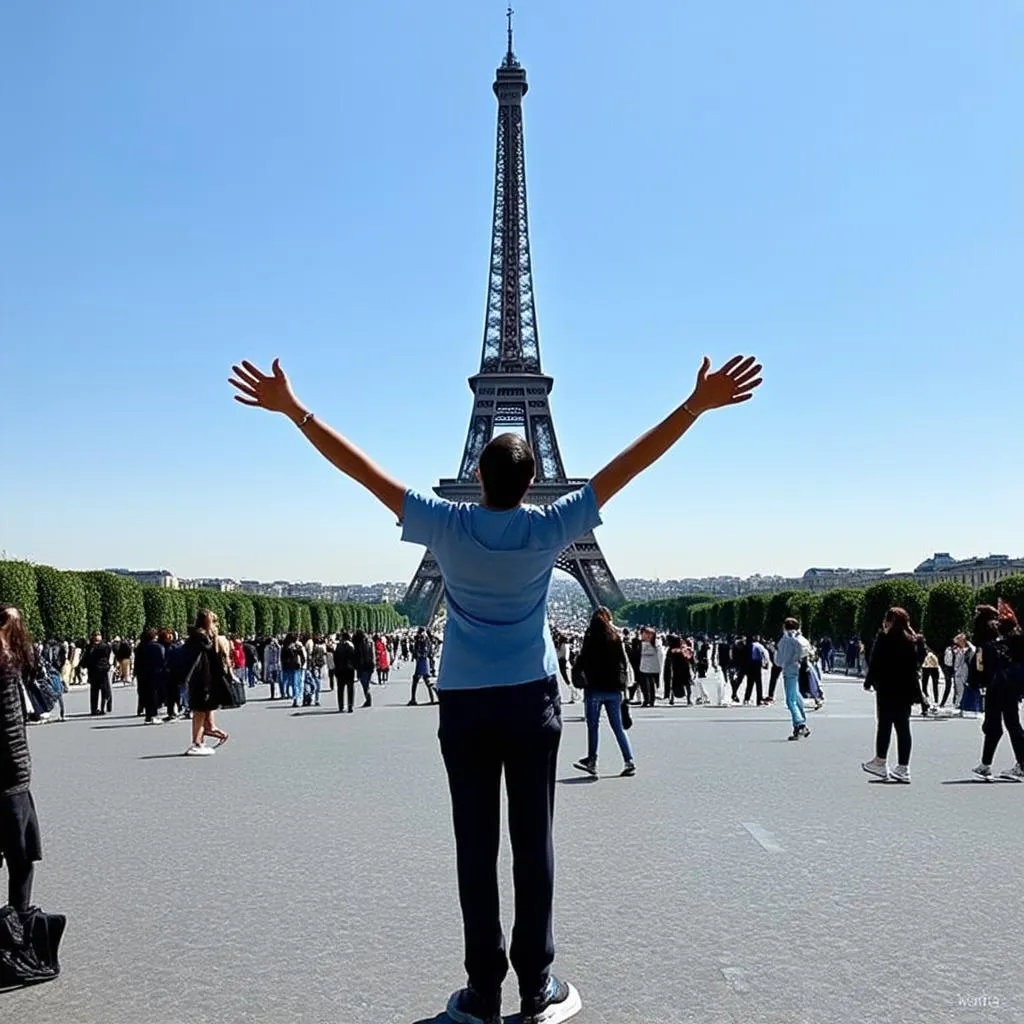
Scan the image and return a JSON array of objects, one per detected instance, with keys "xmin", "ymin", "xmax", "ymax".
[
  {"xmin": 619, "ymin": 575, "xmax": 1024, "ymax": 654},
  {"xmin": 0, "ymin": 560, "xmax": 408, "ymax": 641}
]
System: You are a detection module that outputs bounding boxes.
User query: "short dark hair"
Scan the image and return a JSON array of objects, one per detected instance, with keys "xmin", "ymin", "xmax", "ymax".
[
  {"xmin": 479, "ymin": 433, "xmax": 535, "ymax": 510},
  {"xmin": 783, "ymin": 617, "xmax": 799, "ymax": 631}
]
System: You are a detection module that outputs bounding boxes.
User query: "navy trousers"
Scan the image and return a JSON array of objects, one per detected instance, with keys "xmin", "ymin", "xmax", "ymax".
[{"xmin": 438, "ymin": 676, "xmax": 561, "ymax": 1002}]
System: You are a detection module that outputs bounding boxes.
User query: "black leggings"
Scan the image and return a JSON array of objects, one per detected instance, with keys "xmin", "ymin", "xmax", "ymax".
[
  {"xmin": 939, "ymin": 669, "xmax": 954, "ymax": 706},
  {"xmin": 876, "ymin": 692, "xmax": 912, "ymax": 765},
  {"xmin": 6, "ymin": 860, "xmax": 34, "ymax": 911},
  {"xmin": 337, "ymin": 678, "xmax": 355, "ymax": 712},
  {"xmin": 921, "ymin": 667, "xmax": 940, "ymax": 703},
  {"xmin": 981, "ymin": 683, "xmax": 1024, "ymax": 767}
]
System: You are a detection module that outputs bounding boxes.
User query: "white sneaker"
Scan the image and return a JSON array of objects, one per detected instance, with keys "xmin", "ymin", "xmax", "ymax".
[
  {"xmin": 998, "ymin": 763, "xmax": 1024, "ymax": 782},
  {"xmin": 972, "ymin": 763, "xmax": 993, "ymax": 781},
  {"xmin": 889, "ymin": 764, "xmax": 911, "ymax": 784},
  {"xmin": 185, "ymin": 744, "xmax": 214, "ymax": 757},
  {"xmin": 862, "ymin": 759, "xmax": 889, "ymax": 779}
]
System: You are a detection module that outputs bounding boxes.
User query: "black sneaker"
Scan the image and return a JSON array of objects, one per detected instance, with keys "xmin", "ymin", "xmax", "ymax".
[
  {"xmin": 620, "ymin": 761, "xmax": 637, "ymax": 777},
  {"xmin": 573, "ymin": 758, "xmax": 597, "ymax": 777},
  {"xmin": 522, "ymin": 976, "xmax": 582, "ymax": 1024},
  {"xmin": 445, "ymin": 985, "xmax": 501, "ymax": 1024},
  {"xmin": 799, "ymin": 724, "xmax": 811, "ymax": 738}
]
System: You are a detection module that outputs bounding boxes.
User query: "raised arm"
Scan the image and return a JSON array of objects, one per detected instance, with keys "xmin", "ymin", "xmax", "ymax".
[
  {"xmin": 589, "ymin": 355, "xmax": 762, "ymax": 508},
  {"xmin": 228, "ymin": 359, "xmax": 406, "ymax": 518}
]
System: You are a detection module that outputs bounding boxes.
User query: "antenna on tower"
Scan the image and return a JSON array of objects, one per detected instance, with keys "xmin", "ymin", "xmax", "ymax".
[{"xmin": 506, "ymin": 6, "xmax": 515, "ymax": 58}]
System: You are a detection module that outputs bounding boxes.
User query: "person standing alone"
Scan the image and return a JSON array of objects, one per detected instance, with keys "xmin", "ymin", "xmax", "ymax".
[
  {"xmin": 229, "ymin": 348, "xmax": 761, "ymax": 1024},
  {"xmin": 82, "ymin": 633, "xmax": 113, "ymax": 716}
]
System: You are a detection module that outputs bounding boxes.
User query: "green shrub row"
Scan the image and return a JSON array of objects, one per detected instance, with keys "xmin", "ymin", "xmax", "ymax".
[
  {"xmin": 619, "ymin": 575, "xmax": 1024, "ymax": 652},
  {"xmin": 0, "ymin": 560, "xmax": 407, "ymax": 641}
]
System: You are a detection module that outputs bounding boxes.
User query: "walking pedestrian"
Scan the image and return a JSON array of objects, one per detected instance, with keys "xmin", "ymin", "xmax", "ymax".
[
  {"xmin": 861, "ymin": 608, "xmax": 923, "ymax": 783},
  {"xmin": 571, "ymin": 608, "xmax": 635, "ymax": 777}
]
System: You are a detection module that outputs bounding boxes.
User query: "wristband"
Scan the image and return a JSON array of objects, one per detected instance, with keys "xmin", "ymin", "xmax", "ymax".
[
  {"xmin": 297, "ymin": 411, "xmax": 315, "ymax": 428},
  {"xmin": 682, "ymin": 402, "xmax": 698, "ymax": 419}
]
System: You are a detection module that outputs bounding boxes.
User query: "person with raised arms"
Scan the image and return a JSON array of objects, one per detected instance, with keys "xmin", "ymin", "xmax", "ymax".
[{"xmin": 228, "ymin": 353, "xmax": 762, "ymax": 1024}]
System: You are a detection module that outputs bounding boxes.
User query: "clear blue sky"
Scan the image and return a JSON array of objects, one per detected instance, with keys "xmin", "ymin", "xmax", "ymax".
[{"xmin": 2, "ymin": 1, "xmax": 1021, "ymax": 585}]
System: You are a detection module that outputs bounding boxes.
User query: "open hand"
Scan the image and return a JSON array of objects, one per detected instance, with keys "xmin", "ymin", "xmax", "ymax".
[
  {"xmin": 228, "ymin": 359, "xmax": 302, "ymax": 418},
  {"xmin": 689, "ymin": 355, "xmax": 763, "ymax": 414}
]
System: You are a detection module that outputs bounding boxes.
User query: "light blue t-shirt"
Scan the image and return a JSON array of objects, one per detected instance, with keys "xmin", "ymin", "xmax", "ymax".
[{"xmin": 400, "ymin": 484, "xmax": 602, "ymax": 690}]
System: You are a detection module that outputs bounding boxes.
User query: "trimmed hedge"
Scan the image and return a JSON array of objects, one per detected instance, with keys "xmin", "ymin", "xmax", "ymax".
[
  {"xmin": 0, "ymin": 560, "xmax": 407, "ymax": 641},
  {"xmin": 921, "ymin": 582, "xmax": 975, "ymax": 654},
  {"xmin": 608, "ymin": 574, "xmax": 1024, "ymax": 649},
  {"xmin": 0, "ymin": 562, "xmax": 42, "ymax": 638}
]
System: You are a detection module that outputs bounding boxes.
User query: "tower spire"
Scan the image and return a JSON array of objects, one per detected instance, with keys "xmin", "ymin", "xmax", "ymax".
[{"xmin": 504, "ymin": 6, "xmax": 519, "ymax": 67}]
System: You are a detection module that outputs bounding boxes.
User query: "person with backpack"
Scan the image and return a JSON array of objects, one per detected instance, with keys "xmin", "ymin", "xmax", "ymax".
[
  {"xmin": 229, "ymin": 349, "xmax": 761, "ymax": 1024},
  {"xmin": 971, "ymin": 602, "xmax": 1024, "ymax": 782},
  {"xmin": 280, "ymin": 633, "xmax": 306, "ymax": 708},
  {"xmin": 408, "ymin": 627, "xmax": 437, "ymax": 706}
]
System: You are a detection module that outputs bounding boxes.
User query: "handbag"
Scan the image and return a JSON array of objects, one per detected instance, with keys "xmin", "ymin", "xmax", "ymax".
[
  {"xmin": 0, "ymin": 905, "xmax": 66, "ymax": 987},
  {"xmin": 621, "ymin": 698, "xmax": 633, "ymax": 731}
]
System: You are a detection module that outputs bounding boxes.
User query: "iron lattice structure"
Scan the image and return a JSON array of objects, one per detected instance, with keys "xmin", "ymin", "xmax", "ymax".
[{"xmin": 403, "ymin": 24, "xmax": 625, "ymax": 626}]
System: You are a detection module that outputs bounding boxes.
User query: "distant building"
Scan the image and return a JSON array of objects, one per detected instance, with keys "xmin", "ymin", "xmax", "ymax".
[
  {"xmin": 107, "ymin": 569, "xmax": 179, "ymax": 590},
  {"xmin": 800, "ymin": 567, "xmax": 890, "ymax": 592},
  {"xmin": 180, "ymin": 578, "xmax": 238, "ymax": 592},
  {"xmin": 909, "ymin": 553, "xmax": 1024, "ymax": 589}
]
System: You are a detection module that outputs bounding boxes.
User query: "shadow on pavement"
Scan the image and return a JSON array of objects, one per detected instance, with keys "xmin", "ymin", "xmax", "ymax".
[
  {"xmin": 941, "ymin": 778, "xmax": 1012, "ymax": 785},
  {"xmin": 556, "ymin": 776, "xmax": 599, "ymax": 785},
  {"xmin": 138, "ymin": 753, "xmax": 187, "ymax": 760},
  {"xmin": 291, "ymin": 710, "xmax": 341, "ymax": 717},
  {"xmin": 410, "ymin": 1015, "xmax": 520, "ymax": 1024},
  {"xmin": 92, "ymin": 722, "xmax": 152, "ymax": 730}
]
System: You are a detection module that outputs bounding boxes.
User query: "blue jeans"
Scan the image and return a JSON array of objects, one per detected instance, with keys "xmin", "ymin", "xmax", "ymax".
[
  {"xmin": 284, "ymin": 669, "xmax": 304, "ymax": 703},
  {"xmin": 783, "ymin": 670, "xmax": 805, "ymax": 727},
  {"xmin": 585, "ymin": 692, "xmax": 634, "ymax": 763},
  {"xmin": 307, "ymin": 669, "xmax": 321, "ymax": 703}
]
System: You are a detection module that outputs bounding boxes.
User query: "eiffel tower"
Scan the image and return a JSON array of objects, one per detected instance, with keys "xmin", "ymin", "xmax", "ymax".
[{"xmin": 402, "ymin": 13, "xmax": 625, "ymax": 626}]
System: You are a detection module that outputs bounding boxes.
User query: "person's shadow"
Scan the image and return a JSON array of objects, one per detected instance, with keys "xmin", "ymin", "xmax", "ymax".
[{"xmin": 411, "ymin": 1016, "xmax": 520, "ymax": 1024}]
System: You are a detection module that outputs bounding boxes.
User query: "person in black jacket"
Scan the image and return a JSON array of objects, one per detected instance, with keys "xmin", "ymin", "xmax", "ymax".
[
  {"xmin": 663, "ymin": 635, "xmax": 694, "ymax": 706},
  {"xmin": 571, "ymin": 608, "xmax": 636, "ymax": 778},
  {"xmin": 0, "ymin": 605, "xmax": 44, "ymax": 913},
  {"xmin": 334, "ymin": 631, "xmax": 357, "ymax": 713},
  {"xmin": 173, "ymin": 611, "xmax": 232, "ymax": 756},
  {"xmin": 134, "ymin": 629, "xmax": 166, "ymax": 724},
  {"xmin": 861, "ymin": 607, "xmax": 924, "ymax": 784},
  {"xmin": 971, "ymin": 602, "xmax": 1024, "ymax": 782},
  {"xmin": 81, "ymin": 633, "xmax": 113, "ymax": 716}
]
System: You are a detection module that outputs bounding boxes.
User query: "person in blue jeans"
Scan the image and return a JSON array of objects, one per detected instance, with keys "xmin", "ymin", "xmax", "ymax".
[
  {"xmin": 571, "ymin": 607, "xmax": 634, "ymax": 777},
  {"xmin": 228, "ymin": 353, "xmax": 762, "ymax": 1024},
  {"xmin": 775, "ymin": 618, "xmax": 810, "ymax": 741}
]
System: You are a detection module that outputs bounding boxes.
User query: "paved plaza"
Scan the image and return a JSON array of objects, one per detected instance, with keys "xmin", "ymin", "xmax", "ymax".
[{"xmin": 5, "ymin": 663, "xmax": 1022, "ymax": 1024}]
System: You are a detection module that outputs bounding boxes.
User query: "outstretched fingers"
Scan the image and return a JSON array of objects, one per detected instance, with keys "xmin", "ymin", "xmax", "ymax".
[
  {"xmin": 724, "ymin": 356, "xmax": 756, "ymax": 379},
  {"xmin": 228, "ymin": 374, "xmax": 260, "ymax": 400},
  {"xmin": 241, "ymin": 360, "xmax": 270, "ymax": 381},
  {"xmin": 732, "ymin": 362, "xmax": 762, "ymax": 385}
]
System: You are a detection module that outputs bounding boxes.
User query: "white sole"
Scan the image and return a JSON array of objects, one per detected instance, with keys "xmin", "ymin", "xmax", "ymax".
[{"xmin": 528, "ymin": 982, "xmax": 583, "ymax": 1024}]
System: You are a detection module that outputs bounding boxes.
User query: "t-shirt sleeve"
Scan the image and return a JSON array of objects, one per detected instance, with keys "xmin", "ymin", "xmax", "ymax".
[
  {"xmin": 400, "ymin": 490, "xmax": 453, "ymax": 550},
  {"xmin": 534, "ymin": 483, "xmax": 602, "ymax": 550}
]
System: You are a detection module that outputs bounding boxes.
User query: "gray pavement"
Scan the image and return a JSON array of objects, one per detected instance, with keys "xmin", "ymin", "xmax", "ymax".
[{"xmin": 5, "ymin": 665, "xmax": 1023, "ymax": 1024}]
